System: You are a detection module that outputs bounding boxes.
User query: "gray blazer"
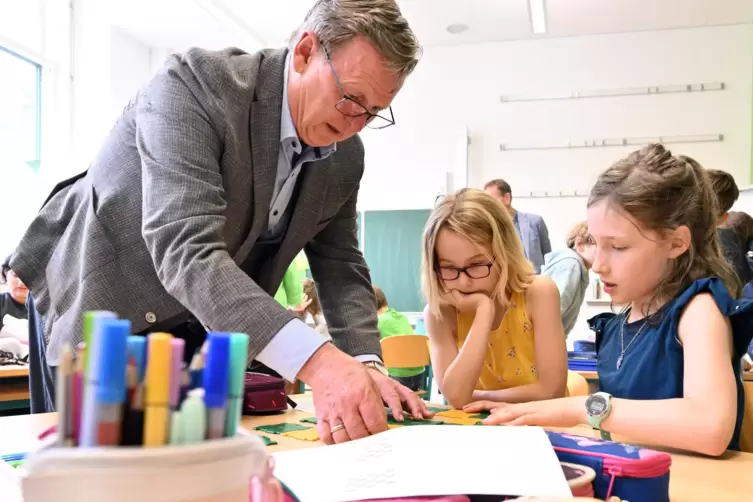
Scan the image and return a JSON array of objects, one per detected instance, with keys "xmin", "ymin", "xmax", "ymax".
[
  {"xmin": 10, "ymin": 47, "xmax": 381, "ymax": 366},
  {"xmin": 516, "ymin": 211, "xmax": 551, "ymax": 273}
]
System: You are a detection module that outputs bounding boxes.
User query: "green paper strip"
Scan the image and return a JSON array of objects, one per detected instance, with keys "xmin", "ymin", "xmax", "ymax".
[
  {"xmin": 258, "ymin": 435, "xmax": 278, "ymax": 446},
  {"xmin": 255, "ymin": 423, "xmax": 312, "ymax": 435}
]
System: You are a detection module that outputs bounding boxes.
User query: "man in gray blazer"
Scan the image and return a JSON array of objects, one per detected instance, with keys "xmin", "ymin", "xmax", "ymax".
[
  {"xmin": 485, "ymin": 179, "xmax": 551, "ymax": 273},
  {"xmin": 11, "ymin": 0, "xmax": 430, "ymax": 444}
]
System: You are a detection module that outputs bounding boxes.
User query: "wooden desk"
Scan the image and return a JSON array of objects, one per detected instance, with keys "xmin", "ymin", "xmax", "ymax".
[
  {"xmin": 0, "ymin": 365, "xmax": 30, "ymax": 411},
  {"xmin": 2, "ymin": 403, "xmax": 752, "ymax": 501}
]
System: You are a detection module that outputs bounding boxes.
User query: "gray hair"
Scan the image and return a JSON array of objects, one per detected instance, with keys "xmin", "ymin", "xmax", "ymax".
[{"xmin": 291, "ymin": 0, "xmax": 421, "ymax": 83}]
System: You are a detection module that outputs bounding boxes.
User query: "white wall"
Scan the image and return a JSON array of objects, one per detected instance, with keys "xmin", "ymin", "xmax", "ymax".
[
  {"xmin": 359, "ymin": 24, "xmax": 753, "ymax": 247},
  {"xmin": 109, "ymin": 28, "xmax": 151, "ymax": 128}
]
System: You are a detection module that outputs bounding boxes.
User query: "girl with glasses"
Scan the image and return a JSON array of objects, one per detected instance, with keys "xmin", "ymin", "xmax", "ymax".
[{"xmin": 421, "ymin": 188, "xmax": 568, "ymax": 409}]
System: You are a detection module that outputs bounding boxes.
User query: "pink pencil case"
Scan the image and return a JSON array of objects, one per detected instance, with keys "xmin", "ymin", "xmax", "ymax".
[
  {"xmin": 547, "ymin": 431, "xmax": 671, "ymax": 502},
  {"xmin": 243, "ymin": 372, "xmax": 290, "ymax": 414}
]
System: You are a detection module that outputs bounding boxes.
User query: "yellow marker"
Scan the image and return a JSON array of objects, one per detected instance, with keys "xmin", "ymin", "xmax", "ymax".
[{"xmin": 143, "ymin": 332, "xmax": 173, "ymax": 447}]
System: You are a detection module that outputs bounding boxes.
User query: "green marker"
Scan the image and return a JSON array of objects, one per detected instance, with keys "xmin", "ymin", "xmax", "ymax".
[
  {"xmin": 169, "ymin": 411, "xmax": 183, "ymax": 445},
  {"xmin": 82, "ymin": 311, "xmax": 117, "ymax": 374},
  {"xmin": 180, "ymin": 388, "xmax": 207, "ymax": 444},
  {"xmin": 225, "ymin": 333, "xmax": 249, "ymax": 437}
]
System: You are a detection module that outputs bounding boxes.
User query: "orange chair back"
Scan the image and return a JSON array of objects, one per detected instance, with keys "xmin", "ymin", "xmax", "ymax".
[
  {"xmin": 566, "ymin": 370, "xmax": 590, "ymax": 397},
  {"xmin": 380, "ymin": 335, "xmax": 430, "ymax": 368},
  {"xmin": 741, "ymin": 380, "xmax": 753, "ymax": 453}
]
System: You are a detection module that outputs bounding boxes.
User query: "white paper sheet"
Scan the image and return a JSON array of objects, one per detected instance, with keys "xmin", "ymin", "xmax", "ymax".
[{"xmin": 273, "ymin": 425, "xmax": 571, "ymax": 502}]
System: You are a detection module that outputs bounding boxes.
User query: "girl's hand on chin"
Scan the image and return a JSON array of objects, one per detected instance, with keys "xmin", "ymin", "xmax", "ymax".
[{"xmin": 448, "ymin": 289, "xmax": 494, "ymax": 314}]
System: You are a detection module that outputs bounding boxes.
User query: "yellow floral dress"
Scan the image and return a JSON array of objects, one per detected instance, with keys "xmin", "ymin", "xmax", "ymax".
[{"xmin": 455, "ymin": 291, "xmax": 537, "ymax": 390}]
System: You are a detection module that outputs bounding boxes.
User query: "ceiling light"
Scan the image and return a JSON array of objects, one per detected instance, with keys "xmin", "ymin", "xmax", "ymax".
[
  {"xmin": 529, "ymin": 0, "xmax": 547, "ymax": 34},
  {"xmin": 446, "ymin": 23, "xmax": 469, "ymax": 35}
]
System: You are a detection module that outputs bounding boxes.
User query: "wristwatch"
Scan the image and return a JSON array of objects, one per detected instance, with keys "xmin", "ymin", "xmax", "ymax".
[
  {"xmin": 585, "ymin": 392, "xmax": 613, "ymax": 440},
  {"xmin": 363, "ymin": 360, "xmax": 389, "ymax": 376}
]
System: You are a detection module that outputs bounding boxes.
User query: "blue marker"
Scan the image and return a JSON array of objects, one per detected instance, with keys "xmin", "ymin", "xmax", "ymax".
[
  {"xmin": 126, "ymin": 336, "xmax": 147, "ymax": 383},
  {"xmin": 93, "ymin": 319, "xmax": 130, "ymax": 446},
  {"xmin": 78, "ymin": 311, "xmax": 118, "ymax": 447},
  {"xmin": 202, "ymin": 332, "xmax": 230, "ymax": 440}
]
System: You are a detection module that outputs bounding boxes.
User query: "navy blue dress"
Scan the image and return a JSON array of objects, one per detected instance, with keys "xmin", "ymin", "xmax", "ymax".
[{"xmin": 588, "ymin": 278, "xmax": 753, "ymax": 451}]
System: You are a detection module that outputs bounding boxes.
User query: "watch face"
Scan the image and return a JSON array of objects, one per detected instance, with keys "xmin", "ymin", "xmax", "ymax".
[{"xmin": 586, "ymin": 395, "xmax": 608, "ymax": 416}]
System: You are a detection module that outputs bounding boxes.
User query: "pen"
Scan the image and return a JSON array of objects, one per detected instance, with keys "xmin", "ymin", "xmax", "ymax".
[
  {"xmin": 225, "ymin": 333, "xmax": 249, "ymax": 437},
  {"xmin": 79, "ymin": 312, "xmax": 119, "ymax": 447},
  {"xmin": 126, "ymin": 336, "xmax": 147, "ymax": 383},
  {"xmin": 169, "ymin": 338, "xmax": 185, "ymax": 411},
  {"xmin": 94, "ymin": 319, "xmax": 130, "ymax": 446},
  {"xmin": 143, "ymin": 332, "xmax": 173, "ymax": 447},
  {"xmin": 55, "ymin": 344, "xmax": 74, "ymax": 446},
  {"xmin": 179, "ymin": 362, "xmax": 191, "ymax": 403},
  {"xmin": 202, "ymin": 332, "xmax": 230, "ymax": 440},
  {"xmin": 180, "ymin": 388, "xmax": 207, "ymax": 444},
  {"xmin": 189, "ymin": 348, "xmax": 205, "ymax": 390}
]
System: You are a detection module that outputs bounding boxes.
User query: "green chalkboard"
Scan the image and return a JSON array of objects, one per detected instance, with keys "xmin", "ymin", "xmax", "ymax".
[{"xmin": 363, "ymin": 209, "xmax": 430, "ymax": 312}]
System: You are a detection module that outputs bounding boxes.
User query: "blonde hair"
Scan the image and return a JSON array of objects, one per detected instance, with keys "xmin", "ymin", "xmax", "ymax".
[
  {"xmin": 421, "ymin": 188, "xmax": 534, "ymax": 317},
  {"xmin": 589, "ymin": 144, "xmax": 741, "ymax": 306},
  {"xmin": 566, "ymin": 221, "xmax": 593, "ymax": 249},
  {"xmin": 293, "ymin": 0, "xmax": 421, "ymax": 84}
]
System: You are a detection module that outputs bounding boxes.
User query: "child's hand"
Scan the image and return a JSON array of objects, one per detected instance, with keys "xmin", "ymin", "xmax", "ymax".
[
  {"xmin": 481, "ymin": 396, "xmax": 587, "ymax": 427},
  {"xmin": 447, "ymin": 290, "xmax": 493, "ymax": 315},
  {"xmin": 250, "ymin": 457, "xmax": 283, "ymax": 502}
]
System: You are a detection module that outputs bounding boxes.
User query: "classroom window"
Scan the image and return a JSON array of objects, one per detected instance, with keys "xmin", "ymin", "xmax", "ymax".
[{"xmin": 0, "ymin": 45, "xmax": 42, "ymax": 172}]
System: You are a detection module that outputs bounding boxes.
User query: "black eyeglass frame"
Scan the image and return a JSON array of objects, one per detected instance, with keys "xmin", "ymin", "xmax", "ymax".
[
  {"xmin": 321, "ymin": 45, "xmax": 396, "ymax": 130},
  {"xmin": 435, "ymin": 262, "xmax": 495, "ymax": 281}
]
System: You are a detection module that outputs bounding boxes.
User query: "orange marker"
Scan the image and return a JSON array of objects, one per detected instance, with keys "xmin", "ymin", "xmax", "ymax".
[{"xmin": 143, "ymin": 333, "xmax": 173, "ymax": 447}]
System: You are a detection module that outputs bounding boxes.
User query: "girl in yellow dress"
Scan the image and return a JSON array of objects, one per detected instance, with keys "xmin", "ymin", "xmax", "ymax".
[{"xmin": 422, "ymin": 189, "xmax": 568, "ymax": 409}]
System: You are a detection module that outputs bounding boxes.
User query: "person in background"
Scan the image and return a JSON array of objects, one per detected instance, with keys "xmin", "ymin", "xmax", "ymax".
[
  {"xmin": 468, "ymin": 144, "xmax": 753, "ymax": 456},
  {"xmin": 721, "ymin": 211, "xmax": 753, "ymax": 280},
  {"xmin": 373, "ymin": 285, "xmax": 425, "ymax": 391},
  {"xmin": 0, "ymin": 260, "xmax": 28, "ymax": 330},
  {"xmin": 540, "ymin": 222, "xmax": 595, "ymax": 336},
  {"xmin": 484, "ymin": 179, "xmax": 551, "ymax": 273},
  {"xmin": 706, "ymin": 169, "xmax": 752, "ymax": 287},
  {"xmin": 302, "ymin": 279, "xmax": 330, "ymax": 340},
  {"xmin": 422, "ymin": 188, "xmax": 568, "ymax": 409},
  {"xmin": 274, "ymin": 263, "xmax": 305, "ymax": 310}
]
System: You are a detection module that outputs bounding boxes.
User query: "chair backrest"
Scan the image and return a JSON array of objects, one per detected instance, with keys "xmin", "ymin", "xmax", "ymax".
[
  {"xmin": 380, "ymin": 335, "xmax": 430, "ymax": 368},
  {"xmin": 566, "ymin": 370, "xmax": 590, "ymax": 397},
  {"xmin": 740, "ymin": 380, "xmax": 753, "ymax": 453}
]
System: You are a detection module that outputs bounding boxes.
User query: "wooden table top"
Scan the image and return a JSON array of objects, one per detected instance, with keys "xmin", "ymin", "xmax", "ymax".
[
  {"xmin": 1, "ymin": 403, "xmax": 752, "ymax": 501},
  {"xmin": 0, "ymin": 365, "xmax": 29, "ymax": 378}
]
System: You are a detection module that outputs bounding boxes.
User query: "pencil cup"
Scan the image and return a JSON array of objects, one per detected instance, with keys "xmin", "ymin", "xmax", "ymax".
[{"xmin": 20, "ymin": 431, "xmax": 268, "ymax": 502}]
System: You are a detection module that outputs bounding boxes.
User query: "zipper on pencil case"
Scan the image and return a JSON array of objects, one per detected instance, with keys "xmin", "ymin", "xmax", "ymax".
[{"xmin": 554, "ymin": 446, "xmax": 671, "ymax": 477}]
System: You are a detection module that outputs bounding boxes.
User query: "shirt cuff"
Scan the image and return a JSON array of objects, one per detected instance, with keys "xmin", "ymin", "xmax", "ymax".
[
  {"xmin": 255, "ymin": 318, "xmax": 328, "ymax": 382},
  {"xmin": 355, "ymin": 354, "xmax": 383, "ymax": 364}
]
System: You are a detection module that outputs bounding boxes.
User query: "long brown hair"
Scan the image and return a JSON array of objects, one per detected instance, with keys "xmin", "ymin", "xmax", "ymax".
[
  {"xmin": 421, "ymin": 188, "xmax": 533, "ymax": 318},
  {"xmin": 588, "ymin": 144, "xmax": 741, "ymax": 311}
]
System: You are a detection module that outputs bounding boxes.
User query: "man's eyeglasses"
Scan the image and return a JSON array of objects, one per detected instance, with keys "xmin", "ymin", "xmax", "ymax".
[
  {"xmin": 435, "ymin": 263, "xmax": 494, "ymax": 281},
  {"xmin": 322, "ymin": 46, "xmax": 395, "ymax": 130}
]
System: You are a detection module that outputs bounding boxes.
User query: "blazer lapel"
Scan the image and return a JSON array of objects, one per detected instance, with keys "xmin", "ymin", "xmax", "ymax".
[
  {"xmin": 233, "ymin": 50, "xmax": 286, "ymax": 266},
  {"xmin": 268, "ymin": 162, "xmax": 330, "ymax": 282}
]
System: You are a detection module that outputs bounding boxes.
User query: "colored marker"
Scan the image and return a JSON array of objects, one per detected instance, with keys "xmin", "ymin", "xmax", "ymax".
[
  {"xmin": 169, "ymin": 338, "xmax": 185, "ymax": 410},
  {"xmin": 202, "ymin": 332, "xmax": 230, "ymax": 440},
  {"xmin": 82, "ymin": 311, "xmax": 117, "ymax": 374},
  {"xmin": 55, "ymin": 344, "xmax": 74, "ymax": 446},
  {"xmin": 180, "ymin": 388, "xmax": 207, "ymax": 444},
  {"xmin": 169, "ymin": 411, "xmax": 183, "ymax": 445},
  {"xmin": 143, "ymin": 332, "xmax": 173, "ymax": 447},
  {"xmin": 225, "ymin": 333, "xmax": 249, "ymax": 437},
  {"xmin": 189, "ymin": 348, "xmax": 205, "ymax": 390},
  {"xmin": 126, "ymin": 336, "xmax": 147, "ymax": 383},
  {"xmin": 94, "ymin": 319, "xmax": 130, "ymax": 446},
  {"xmin": 122, "ymin": 384, "xmax": 144, "ymax": 446},
  {"xmin": 73, "ymin": 343, "xmax": 85, "ymax": 445},
  {"xmin": 79, "ymin": 312, "xmax": 119, "ymax": 447},
  {"xmin": 179, "ymin": 362, "xmax": 191, "ymax": 403}
]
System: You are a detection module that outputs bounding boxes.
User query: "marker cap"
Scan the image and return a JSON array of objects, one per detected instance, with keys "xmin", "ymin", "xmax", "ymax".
[
  {"xmin": 145, "ymin": 333, "xmax": 173, "ymax": 406},
  {"xmin": 169, "ymin": 338, "xmax": 185, "ymax": 406},
  {"xmin": 227, "ymin": 333, "xmax": 249, "ymax": 397},
  {"xmin": 126, "ymin": 336, "xmax": 147, "ymax": 382},
  {"xmin": 202, "ymin": 332, "xmax": 231, "ymax": 408},
  {"xmin": 82, "ymin": 311, "xmax": 117, "ymax": 374},
  {"xmin": 94, "ymin": 319, "xmax": 131, "ymax": 404}
]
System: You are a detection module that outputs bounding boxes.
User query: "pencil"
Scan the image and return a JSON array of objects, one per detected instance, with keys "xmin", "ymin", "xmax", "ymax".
[
  {"xmin": 73, "ymin": 343, "xmax": 85, "ymax": 445},
  {"xmin": 121, "ymin": 384, "xmax": 145, "ymax": 446}
]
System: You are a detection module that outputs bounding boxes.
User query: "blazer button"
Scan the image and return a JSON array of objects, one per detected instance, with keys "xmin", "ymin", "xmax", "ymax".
[{"xmin": 145, "ymin": 312, "xmax": 157, "ymax": 324}]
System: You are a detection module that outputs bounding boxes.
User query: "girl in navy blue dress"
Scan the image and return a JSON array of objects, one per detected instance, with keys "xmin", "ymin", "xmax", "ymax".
[{"xmin": 466, "ymin": 144, "xmax": 753, "ymax": 455}]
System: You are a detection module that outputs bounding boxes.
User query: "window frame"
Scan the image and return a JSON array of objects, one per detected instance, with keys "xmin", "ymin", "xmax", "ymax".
[{"xmin": 0, "ymin": 43, "xmax": 43, "ymax": 167}]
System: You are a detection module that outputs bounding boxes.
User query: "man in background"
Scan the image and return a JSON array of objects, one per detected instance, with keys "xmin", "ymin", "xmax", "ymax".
[{"xmin": 484, "ymin": 179, "xmax": 551, "ymax": 273}]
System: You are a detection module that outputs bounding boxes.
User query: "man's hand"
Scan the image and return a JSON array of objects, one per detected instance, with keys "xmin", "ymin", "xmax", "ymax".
[
  {"xmin": 298, "ymin": 344, "xmax": 388, "ymax": 445},
  {"xmin": 365, "ymin": 367, "xmax": 433, "ymax": 422}
]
